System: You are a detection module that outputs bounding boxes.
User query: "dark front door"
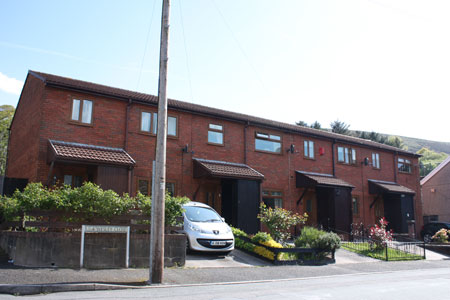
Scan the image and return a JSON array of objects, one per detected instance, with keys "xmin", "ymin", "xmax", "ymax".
[
  {"xmin": 384, "ymin": 193, "xmax": 414, "ymax": 233},
  {"xmin": 316, "ymin": 187, "xmax": 352, "ymax": 233},
  {"xmin": 316, "ymin": 187, "xmax": 334, "ymax": 230},
  {"xmin": 221, "ymin": 179, "xmax": 260, "ymax": 234}
]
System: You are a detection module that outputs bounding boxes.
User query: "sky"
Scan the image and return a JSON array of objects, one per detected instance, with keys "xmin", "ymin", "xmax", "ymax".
[{"xmin": 1, "ymin": 0, "xmax": 450, "ymax": 143}]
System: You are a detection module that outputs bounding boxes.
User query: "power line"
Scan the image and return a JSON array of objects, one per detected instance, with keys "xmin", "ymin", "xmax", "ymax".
[
  {"xmin": 178, "ymin": 0, "xmax": 195, "ymax": 103},
  {"xmin": 136, "ymin": 0, "xmax": 157, "ymax": 91},
  {"xmin": 211, "ymin": 0, "xmax": 269, "ymax": 94}
]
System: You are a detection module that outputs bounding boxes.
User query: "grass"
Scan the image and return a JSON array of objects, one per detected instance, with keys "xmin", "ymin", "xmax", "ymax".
[{"xmin": 342, "ymin": 242, "xmax": 424, "ymax": 261}]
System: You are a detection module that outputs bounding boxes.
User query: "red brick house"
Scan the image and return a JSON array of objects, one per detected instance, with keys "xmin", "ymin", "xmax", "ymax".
[
  {"xmin": 6, "ymin": 70, "xmax": 423, "ymax": 234},
  {"xmin": 421, "ymin": 156, "xmax": 450, "ymax": 223}
]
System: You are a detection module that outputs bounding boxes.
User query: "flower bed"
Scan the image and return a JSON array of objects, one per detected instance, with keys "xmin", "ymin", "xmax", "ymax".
[{"xmin": 232, "ymin": 228, "xmax": 337, "ymax": 265}]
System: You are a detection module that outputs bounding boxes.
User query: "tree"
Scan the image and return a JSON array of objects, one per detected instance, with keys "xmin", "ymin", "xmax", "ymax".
[
  {"xmin": 295, "ymin": 120, "xmax": 308, "ymax": 127},
  {"xmin": 310, "ymin": 121, "xmax": 322, "ymax": 129},
  {"xmin": 330, "ymin": 120, "xmax": 350, "ymax": 135},
  {"xmin": 385, "ymin": 136, "xmax": 405, "ymax": 150},
  {"xmin": 0, "ymin": 105, "xmax": 15, "ymax": 175},
  {"xmin": 417, "ymin": 147, "xmax": 448, "ymax": 177}
]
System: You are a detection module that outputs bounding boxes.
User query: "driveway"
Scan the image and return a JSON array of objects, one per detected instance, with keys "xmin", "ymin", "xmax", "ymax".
[
  {"xmin": 184, "ymin": 249, "xmax": 269, "ymax": 268},
  {"xmin": 184, "ymin": 248, "xmax": 379, "ymax": 268}
]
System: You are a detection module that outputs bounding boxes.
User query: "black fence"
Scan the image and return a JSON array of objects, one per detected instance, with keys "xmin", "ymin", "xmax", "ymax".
[{"xmin": 332, "ymin": 224, "xmax": 425, "ymax": 261}]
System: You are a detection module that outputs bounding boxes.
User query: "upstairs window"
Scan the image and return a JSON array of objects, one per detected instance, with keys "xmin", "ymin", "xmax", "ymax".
[
  {"xmin": 262, "ymin": 190, "xmax": 282, "ymax": 209},
  {"xmin": 167, "ymin": 116, "xmax": 177, "ymax": 137},
  {"xmin": 140, "ymin": 111, "xmax": 157, "ymax": 134},
  {"xmin": 304, "ymin": 140, "xmax": 315, "ymax": 159},
  {"xmin": 208, "ymin": 124, "xmax": 224, "ymax": 145},
  {"xmin": 337, "ymin": 146, "xmax": 356, "ymax": 165},
  {"xmin": 372, "ymin": 153, "xmax": 380, "ymax": 169},
  {"xmin": 255, "ymin": 132, "xmax": 281, "ymax": 153},
  {"xmin": 140, "ymin": 112, "xmax": 177, "ymax": 137},
  {"xmin": 71, "ymin": 99, "xmax": 93, "ymax": 124},
  {"xmin": 398, "ymin": 158, "xmax": 412, "ymax": 173}
]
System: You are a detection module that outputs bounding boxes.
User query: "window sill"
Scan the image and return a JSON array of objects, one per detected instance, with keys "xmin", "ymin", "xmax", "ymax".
[
  {"xmin": 255, "ymin": 149, "xmax": 282, "ymax": 156},
  {"xmin": 207, "ymin": 142, "xmax": 224, "ymax": 147},
  {"xmin": 303, "ymin": 156, "xmax": 316, "ymax": 161},
  {"xmin": 68, "ymin": 121, "xmax": 93, "ymax": 127}
]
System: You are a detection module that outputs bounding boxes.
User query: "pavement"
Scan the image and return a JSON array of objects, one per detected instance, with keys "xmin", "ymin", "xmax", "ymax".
[{"xmin": 0, "ymin": 248, "xmax": 449, "ymax": 296}]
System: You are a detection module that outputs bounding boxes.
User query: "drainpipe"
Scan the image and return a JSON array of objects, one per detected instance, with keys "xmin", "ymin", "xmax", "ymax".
[
  {"xmin": 332, "ymin": 139, "xmax": 336, "ymax": 176},
  {"xmin": 125, "ymin": 99, "xmax": 132, "ymax": 151},
  {"xmin": 394, "ymin": 151, "xmax": 398, "ymax": 183},
  {"xmin": 243, "ymin": 121, "xmax": 249, "ymax": 164},
  {"xmin": 125, "ymin": 99, "xmax": 132, "ymax": 195},
  {"xmin": 128, "ymin": 166, "xmax": 133, "ymax": 195}
]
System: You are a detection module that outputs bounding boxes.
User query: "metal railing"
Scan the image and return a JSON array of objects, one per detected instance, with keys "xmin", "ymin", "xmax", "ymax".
[{"xmin": 331, "ymin": 224, "xmax": 426, "ymax": 261}]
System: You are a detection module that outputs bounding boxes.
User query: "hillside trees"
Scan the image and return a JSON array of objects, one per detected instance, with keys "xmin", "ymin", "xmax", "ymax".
[
  {"xmin": 417, "ymin": 147, "xmax": 448, "ymax": 177},
  {"xmin": 0, "ymin": 105, "xmax": 15, "ymax": 175}
]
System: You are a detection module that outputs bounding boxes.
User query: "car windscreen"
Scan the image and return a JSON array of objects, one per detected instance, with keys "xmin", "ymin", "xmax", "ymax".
[{"xmin": 184, "ymin": 206, "xmax": 222, "ymax": 222}]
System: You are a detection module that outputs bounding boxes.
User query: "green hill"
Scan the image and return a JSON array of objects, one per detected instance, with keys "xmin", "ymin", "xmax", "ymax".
[{"xmin": 399, "ymin": 136, "xmax": 450, "ymax": 154}]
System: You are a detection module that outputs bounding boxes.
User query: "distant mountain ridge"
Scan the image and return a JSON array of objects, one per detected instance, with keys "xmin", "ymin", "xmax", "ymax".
[{"xmin": 398, "ymin": 136, "xmax": 450, "ymax": 154}]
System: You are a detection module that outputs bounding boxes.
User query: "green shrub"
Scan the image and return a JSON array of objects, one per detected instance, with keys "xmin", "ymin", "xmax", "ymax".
[
  {"xmin": 295, "ymin": 227, "xmax": 323, "ymax": 248},
  {"xmin": 235, "ymin": 237, "xmax": 255, "ymax": 252},
  {"xmin": 295, "ymin": 227, "xmax": 341, "ymax": 259},
  {"xmin": 231, "ymin": 227, "xmax": 248, "ymax": 237},
  {"xmin": 251, "ymin": 231, "xmax": 272, "ymax": 244},
  {"xmin": 257, "ymin": 202, "xmax": 307, "ymax": 243},
  {"xmin": 0, "ymin": 182, "xmax": 189, "ymax": 226}
]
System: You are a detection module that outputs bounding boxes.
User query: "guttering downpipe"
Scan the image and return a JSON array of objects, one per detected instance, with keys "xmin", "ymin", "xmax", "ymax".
[
  {"xmin": 394, "ymin": 151, "xmax": 398, "ymax": 183},
  {"xmin": 244, "ymin": 120, "xmax": 249, "ymax": 164},
  {"xmin": 125, "ymin": 99, "xmax": 132, "ymax": 151},
  {"xmin": 332, "ymin": 139, "xmax": 336, "ymax": 176}
]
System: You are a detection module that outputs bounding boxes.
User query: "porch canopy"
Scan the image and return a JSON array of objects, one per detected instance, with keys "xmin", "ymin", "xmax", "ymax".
[
  {"xmin": 48, "ymin": 140, "xmax": 136, "ymax": 167},
  {"xmin": 193, "ymin": 158, "xmax": 264, "ymax": 180},
  {"xmin": 295, "ymin": 171, "xmax": 354, "ymax": 189},
  {"xmin": 368, "ymin": 179, "xmax": 415, "ymax": 195}
]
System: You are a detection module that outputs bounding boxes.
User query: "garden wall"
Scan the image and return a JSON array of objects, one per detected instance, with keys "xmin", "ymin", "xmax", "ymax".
[{"xmin": 0, "ymin": 231, "xmax": 185, "ymax": 268}]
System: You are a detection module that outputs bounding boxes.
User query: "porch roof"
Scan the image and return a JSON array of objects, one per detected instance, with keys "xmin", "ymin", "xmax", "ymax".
[
  {"xmin": 368, "ymin": 179, "xmax": 415, "ymax": 195},
  {"xmin": 193, "ymin": 158, "xmax": 264, "ymax": 180},
  {"xmin": 48, "ymin": 140, "xmax": 136, "ymax": 167},
  {"xmin": 295, "ymin": 171, "xmax": 354, "ymax": 189}
]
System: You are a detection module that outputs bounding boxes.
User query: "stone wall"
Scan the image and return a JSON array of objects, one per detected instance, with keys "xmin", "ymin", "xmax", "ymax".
[{"xmin": 0, "ymin": 231, "xmax": 185, "ymax": 268}]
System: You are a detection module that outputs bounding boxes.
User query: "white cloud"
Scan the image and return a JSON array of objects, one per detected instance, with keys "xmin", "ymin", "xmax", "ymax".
[{"xmin": 0, "ymin": 72, "xmax": 23, "ymax": 95}]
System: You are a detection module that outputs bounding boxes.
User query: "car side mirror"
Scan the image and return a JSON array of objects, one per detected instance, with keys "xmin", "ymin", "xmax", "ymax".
[{"xmin": 222, "ymin": 217, "xmax": 225, "ymax": 222}]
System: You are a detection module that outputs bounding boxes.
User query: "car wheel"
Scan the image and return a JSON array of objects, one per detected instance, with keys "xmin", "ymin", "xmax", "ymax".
[{"xmin": 423, "ymin": 233, "xmax": 432, "ymax": 243}]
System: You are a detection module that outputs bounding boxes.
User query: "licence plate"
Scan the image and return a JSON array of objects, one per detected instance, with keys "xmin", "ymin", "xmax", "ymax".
[{"xmin": 210, "ymin": 241, "xmax": 226, "ymax": 246}]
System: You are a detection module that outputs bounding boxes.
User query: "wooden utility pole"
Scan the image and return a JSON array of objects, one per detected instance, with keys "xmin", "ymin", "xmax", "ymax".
[{"xmin": 149, "ymin": 0, "xmax": 170, "ymax": 284}]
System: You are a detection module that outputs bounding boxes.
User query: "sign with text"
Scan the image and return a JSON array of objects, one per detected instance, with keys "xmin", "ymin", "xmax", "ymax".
[
  {"xmin": 84, "ymin": 225, "xmax": 129, "ymax": 233},
  {"xmin": 80, "ymin": 225, "xmax": 130, "ymax": 268}
]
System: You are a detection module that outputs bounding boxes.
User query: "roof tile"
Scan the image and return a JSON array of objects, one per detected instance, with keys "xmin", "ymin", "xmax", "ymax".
[{"xmin": 49, "ymin": 140, "xmax": 135, "ymax": 166}]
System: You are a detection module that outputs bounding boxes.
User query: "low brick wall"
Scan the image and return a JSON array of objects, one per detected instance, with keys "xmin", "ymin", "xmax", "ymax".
[{"xmin": 0, "ymin": 231, "xmax": 185, "ymax": 268}]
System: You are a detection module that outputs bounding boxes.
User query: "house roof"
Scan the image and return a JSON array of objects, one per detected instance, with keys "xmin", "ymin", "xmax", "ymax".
[
  {"xmin": 29, "ymin": 70, "xmax": 418, "ymax": 157},
  {"xmin": 48, "ymin": 140, "xmax": 136, "ymax": 167},
  {"xmin": 193, "ymin": 158, "xmax": 264, "ymax": 180},
  {"xmin": 295, "ymin": 171, "xmax": 355, "ymax": 189},
  {"xmin": 368, "ymin": 179, "xmax": 415, "ymax": 195},
  {"xmin": 420, "ymin": 156, "xmax": 450, "ymax": 186}
]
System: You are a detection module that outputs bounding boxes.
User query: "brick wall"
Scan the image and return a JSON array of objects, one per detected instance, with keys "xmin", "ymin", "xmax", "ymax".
[
  {"xmin": 6, "ymin": 75, "xmax": 422, "ymax": 231},
  {"xmin": 422, "ymin": 162, "xmax": 450, "ymax": 222}
]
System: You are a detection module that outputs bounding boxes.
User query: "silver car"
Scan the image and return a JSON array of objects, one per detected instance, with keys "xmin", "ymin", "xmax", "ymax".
[{"xmin": 182, "ymin": 202, "xmax": 234, "ymax": 253}]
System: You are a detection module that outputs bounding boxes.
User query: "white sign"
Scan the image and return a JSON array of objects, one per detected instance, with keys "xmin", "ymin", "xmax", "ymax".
[
  {"xmin": 84, "ymin": 225, "xmax": 129, "ymax": 233},
  {"xmin": 80, "ymin": 225, "xmax": 130, "ymax": 268}
]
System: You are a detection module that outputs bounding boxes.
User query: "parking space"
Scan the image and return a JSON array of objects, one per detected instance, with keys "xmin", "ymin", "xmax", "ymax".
[{"xmin": 184, "ymin": 249, "xmax": 269, "ymax": 268}]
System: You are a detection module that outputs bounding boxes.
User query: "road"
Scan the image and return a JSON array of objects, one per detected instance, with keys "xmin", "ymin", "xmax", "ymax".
[{"xmin": 2, "ymin": 267, "xmax": 449, "ymax": 300}]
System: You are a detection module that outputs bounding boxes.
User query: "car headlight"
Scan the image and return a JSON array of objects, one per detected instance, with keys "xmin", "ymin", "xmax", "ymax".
[
  {"xmin": 224, "ymin": 226, "xmax": 231, "ymax": 234},
  {"xmin": 188, "ymin": 222, "xmax": 204, "ymax": 233}
]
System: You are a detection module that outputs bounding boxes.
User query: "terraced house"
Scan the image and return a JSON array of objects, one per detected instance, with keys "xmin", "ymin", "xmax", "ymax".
[{"xmin": 6, "ymin": 71, "xmax": 422, "ymax": 235}]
